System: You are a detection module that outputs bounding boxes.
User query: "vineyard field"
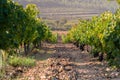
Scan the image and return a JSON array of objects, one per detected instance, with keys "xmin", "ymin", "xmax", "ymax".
[{"xmin": 0, "ymin": 0, "xmax": 120, "ymax": 80}]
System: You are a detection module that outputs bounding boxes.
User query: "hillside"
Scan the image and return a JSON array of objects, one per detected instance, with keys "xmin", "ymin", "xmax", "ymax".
[{"xmin": 13, "ymin": 0, "xmax": 119, "ymax": 20}]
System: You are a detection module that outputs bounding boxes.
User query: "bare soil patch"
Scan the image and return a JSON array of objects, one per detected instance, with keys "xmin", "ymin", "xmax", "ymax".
[{"xmin": 15, "ymin": 31, "xmax": 120, "ymax": 80}]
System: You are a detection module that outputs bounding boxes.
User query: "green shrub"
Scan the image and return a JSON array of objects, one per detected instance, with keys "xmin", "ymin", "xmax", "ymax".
[
  {"xmin": 62, "ymin": 35, "xmax": 66, "ymax": 43},
  {"xmin": 65, "ymin": 11, "xmax": 120, "ymax": 67},
  {"xmin": 62, "ymin": 35, "xmax": 71, "ymax": 43},
  {"xmin": 8, "ymin": 56, "xmax": 36, "ymax": 67},
  {"xmin": 49, "ymin": 33, "xmax": 58, "ymax": 43}
]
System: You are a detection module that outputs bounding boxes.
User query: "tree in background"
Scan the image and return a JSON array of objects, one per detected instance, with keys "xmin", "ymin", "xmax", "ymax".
[
  {"xmin": 108, "ymin": 0, "xmax": 120, "ymax": 4},
  {"xmin": 22, "ymin": 4, "xmax": 39, "ymax": 55},
  {"xmin": 116, "ymin": 0, "xmax": 120, "ymax": 4}
]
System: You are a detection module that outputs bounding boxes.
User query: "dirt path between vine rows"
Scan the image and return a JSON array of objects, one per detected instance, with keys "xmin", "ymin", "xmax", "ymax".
[{"xmin": 20, "ymin": 31, "xmax": 120, "ymax": 80}]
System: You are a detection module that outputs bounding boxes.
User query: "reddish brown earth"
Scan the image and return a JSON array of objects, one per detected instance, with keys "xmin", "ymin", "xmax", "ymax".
[{"xmin": 17, "ymin": 31, "xmax": 120, "ymax": 80}]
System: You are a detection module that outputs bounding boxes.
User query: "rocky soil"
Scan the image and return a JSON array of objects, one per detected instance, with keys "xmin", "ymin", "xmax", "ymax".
[
  {"xmin": 19, "ymin": 31, "xmax": 120, "ymax": 80},
  {"xmin": 1, "ymin": 31, "xmax": 120, "ymax": 80}
]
